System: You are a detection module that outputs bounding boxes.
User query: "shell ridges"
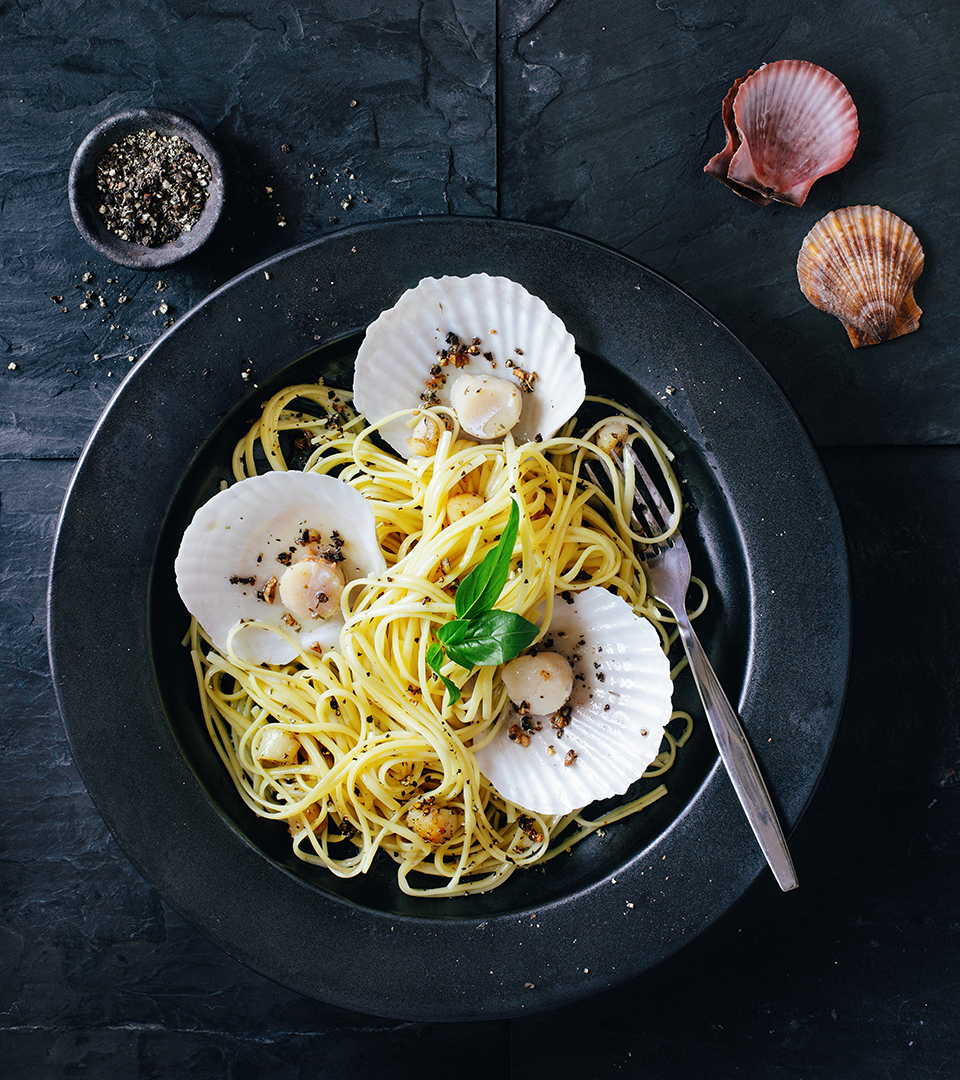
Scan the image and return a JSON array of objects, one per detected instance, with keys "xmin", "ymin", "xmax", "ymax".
[
  {"xmin": 797, "ymin": 205, "xmax": 924, "ymax": 348},
  {"xmin": 472, "ymin": 587, "xmax": 673, "ymax": 817},
  {"xmin": 174, "ymin": 470, "xmax": 386, "ymax": 665},
  {"xmin": 705, "ymin": 60, "xmax": 859, "ymax": 207},
  {"xmin": 352, "ymin": 274, "xmax": 585, "ymax": 457}
]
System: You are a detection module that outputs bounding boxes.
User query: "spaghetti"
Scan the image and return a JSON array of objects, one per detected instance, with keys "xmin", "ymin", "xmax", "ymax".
[{"xmin": 186, "ymin": 381, "xmax": 701, "ymax": 896}]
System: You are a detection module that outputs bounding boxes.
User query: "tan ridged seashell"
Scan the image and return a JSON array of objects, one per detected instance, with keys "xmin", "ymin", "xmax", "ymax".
[
  {"xmin": 797, "ymin": 206, "xmax": 924, "ymax": 348},
  {"xmin": 705, "ymin": 60, "xmax": 859, "ymax": 207}
]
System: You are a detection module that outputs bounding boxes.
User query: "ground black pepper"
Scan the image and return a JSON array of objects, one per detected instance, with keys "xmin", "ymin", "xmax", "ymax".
[{"xmin": 95, "ymin": 129, "xmax": 212, "ymax": 246}]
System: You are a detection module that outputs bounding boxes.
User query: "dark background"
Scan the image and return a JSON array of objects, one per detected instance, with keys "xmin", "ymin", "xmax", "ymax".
[{"xmin": 4, "ymin": 1, "xmax": 960, "ymax": 1076}]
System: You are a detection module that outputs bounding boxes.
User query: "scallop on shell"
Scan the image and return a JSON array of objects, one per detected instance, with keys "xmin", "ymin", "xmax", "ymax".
[
  {"xmin": 705, "ymin": 59, "xmax": 859, "ymax": 207},
  {"xmin": 353, "ymin": 274, "xmax": 585, "ymax": 457},
  {"xmin": 473, "ymin": 587, "xmax": 673, "ymax": 817},
  {"xmin": 174, "ymin": 470, "xmax": 386, "ymax": 665},
  {"xmin": 797, "ymin": 205, "xmax": 924, "ymax": 348}
]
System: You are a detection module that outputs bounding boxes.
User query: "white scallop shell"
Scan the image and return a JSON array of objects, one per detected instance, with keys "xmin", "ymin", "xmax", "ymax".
[
  {"xmin": 174, "ymin": 470, "xmax": 386, "ymax": 665},
  {"xmin": 473, "ymin": 587, "xmax": 673, "ymax": 816},
  {"xmin": 353, "ymin": 274, "xmax": 585, "ymax": 456}
]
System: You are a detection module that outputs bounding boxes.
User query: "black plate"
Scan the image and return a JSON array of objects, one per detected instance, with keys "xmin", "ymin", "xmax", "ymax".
[{"xmin": 48, "ymin": 217, "xmax": 850, "ymax": 1022}]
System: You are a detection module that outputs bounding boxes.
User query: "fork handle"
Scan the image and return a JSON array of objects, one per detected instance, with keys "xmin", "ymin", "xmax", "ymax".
[{"xmin": 676, "ymin": 616, "xmax": 799, "ymax": 892}]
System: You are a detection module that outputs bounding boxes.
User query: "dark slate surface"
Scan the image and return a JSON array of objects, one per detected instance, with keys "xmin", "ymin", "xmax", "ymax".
[
  {"xmin": 3, "ymin": 0, "xmax": 960, "ymax": 1076},
  {"xmin": 500, "ymin": 0, "xmax": 960, "ymax": 447}
]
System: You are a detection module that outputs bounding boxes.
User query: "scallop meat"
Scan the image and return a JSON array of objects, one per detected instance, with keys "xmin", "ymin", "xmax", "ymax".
[
  {"xmin": 797, "ymin": 205, "xmax": 924, "ymax": 347},
  {"xmin": 472, "ymin": 587, "xmax": 674, "ymax": 817},
  {"xmin": 175, "ymin": 470, "xmax": 386, "ymax": 665},
  {"xmin": 352, "ymin": 274, "xmax": 585, "ymax": 457},
  {"xmin": 705, "ymin": 59, "xmax": 859, "ymax": 207}
]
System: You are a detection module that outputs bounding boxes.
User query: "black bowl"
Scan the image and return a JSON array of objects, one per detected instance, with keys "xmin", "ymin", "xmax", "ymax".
[
  {"xmin": 49, "ymin": 218, "xmax": 851, "ymax": 1021},
  {"xmin": 68, "ymin": 107, "xmax": 224, "ymax": 269}
]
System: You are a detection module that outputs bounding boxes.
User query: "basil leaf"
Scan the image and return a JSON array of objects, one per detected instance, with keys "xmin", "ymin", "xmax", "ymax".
[
  {"xmin": 443, "ymin": 609, "xmax": 540, "ymax": 668},
  {"xmin": 454, "ymin": 500, "xmax": 520, "ymax": 621},
  {"xmin": 428, "ymin": 501, "xmax": 534, "ymax": 692},
  {"xmin": 426, "ymin": 643, "xmax": 461, "ymax": 705},
  {"xmin": 436, "ymin": 618, "xmax": 471, "ymax": 646},
  {"xmin": 437, "ymin": 672, "xmax": 462, "ymax": 705}
]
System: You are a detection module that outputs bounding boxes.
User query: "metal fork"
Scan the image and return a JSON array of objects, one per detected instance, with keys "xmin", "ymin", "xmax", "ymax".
[{"xmin": 606, "ymin": 444, "xmax": 798, "ymax": 892}]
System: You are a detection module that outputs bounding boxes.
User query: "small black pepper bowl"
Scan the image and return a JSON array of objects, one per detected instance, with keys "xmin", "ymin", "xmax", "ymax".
[{"xmin": 69, "ymin": 107, "xmax": 225, "ymax": 270}]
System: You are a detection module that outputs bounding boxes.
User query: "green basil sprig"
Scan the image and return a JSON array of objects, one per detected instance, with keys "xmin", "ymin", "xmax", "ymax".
[{"xmin": 426, "ymin": 500, "xmax": 539, "ymax": 704}]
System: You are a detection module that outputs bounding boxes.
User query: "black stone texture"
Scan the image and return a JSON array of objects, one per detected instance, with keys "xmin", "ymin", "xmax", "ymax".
[{"xmin": 4, "ymin": 0, "xmax": 960, "ymax": 1074}]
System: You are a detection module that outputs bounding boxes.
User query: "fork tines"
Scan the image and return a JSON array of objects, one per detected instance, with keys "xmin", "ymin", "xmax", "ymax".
[
  {"xmin": 584, "ymin": 440, "xmax": 677, "ymax": 552},
  {"xmin": 619, "ymin": 443, "xmax": 674, "ymax": 545}
]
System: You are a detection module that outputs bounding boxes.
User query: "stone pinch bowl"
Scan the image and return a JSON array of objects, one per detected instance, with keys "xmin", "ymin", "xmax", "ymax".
[{"xmin": 68, "ymin": 107, "xmax": 225, "ymax": 270}]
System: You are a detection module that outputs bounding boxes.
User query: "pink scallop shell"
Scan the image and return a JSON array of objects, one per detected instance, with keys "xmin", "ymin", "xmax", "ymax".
[
  {"xmin": 703, "ymin": 71, "xmax": 771, "ymax": 205},
  {"xmin": 705, "ymin": 60, "xmax": 859, "ymax": 207}
]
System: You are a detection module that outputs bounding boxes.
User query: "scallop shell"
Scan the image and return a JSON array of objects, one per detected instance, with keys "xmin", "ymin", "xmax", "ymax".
[
  {"xmin": 174, "ymin": 470, "xmax": 386, "ymax": 665},
  {"xmin": 703, "ymin": 71, "xmax": 768, "ymax": 205},
  {"xmin": 353, "ymin": 274, "xmax": 585, "ymax": 457},
  {"xmin": 473, "ymin": 587, "xmax": 673, "ymax": 817},
  {"xmin": 797, "ymin": 205, "xmax": 924, "ymax": 348},
  {"xmin": 705, "ymin": 60, "xmax": 859, "ymax": 207}
]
